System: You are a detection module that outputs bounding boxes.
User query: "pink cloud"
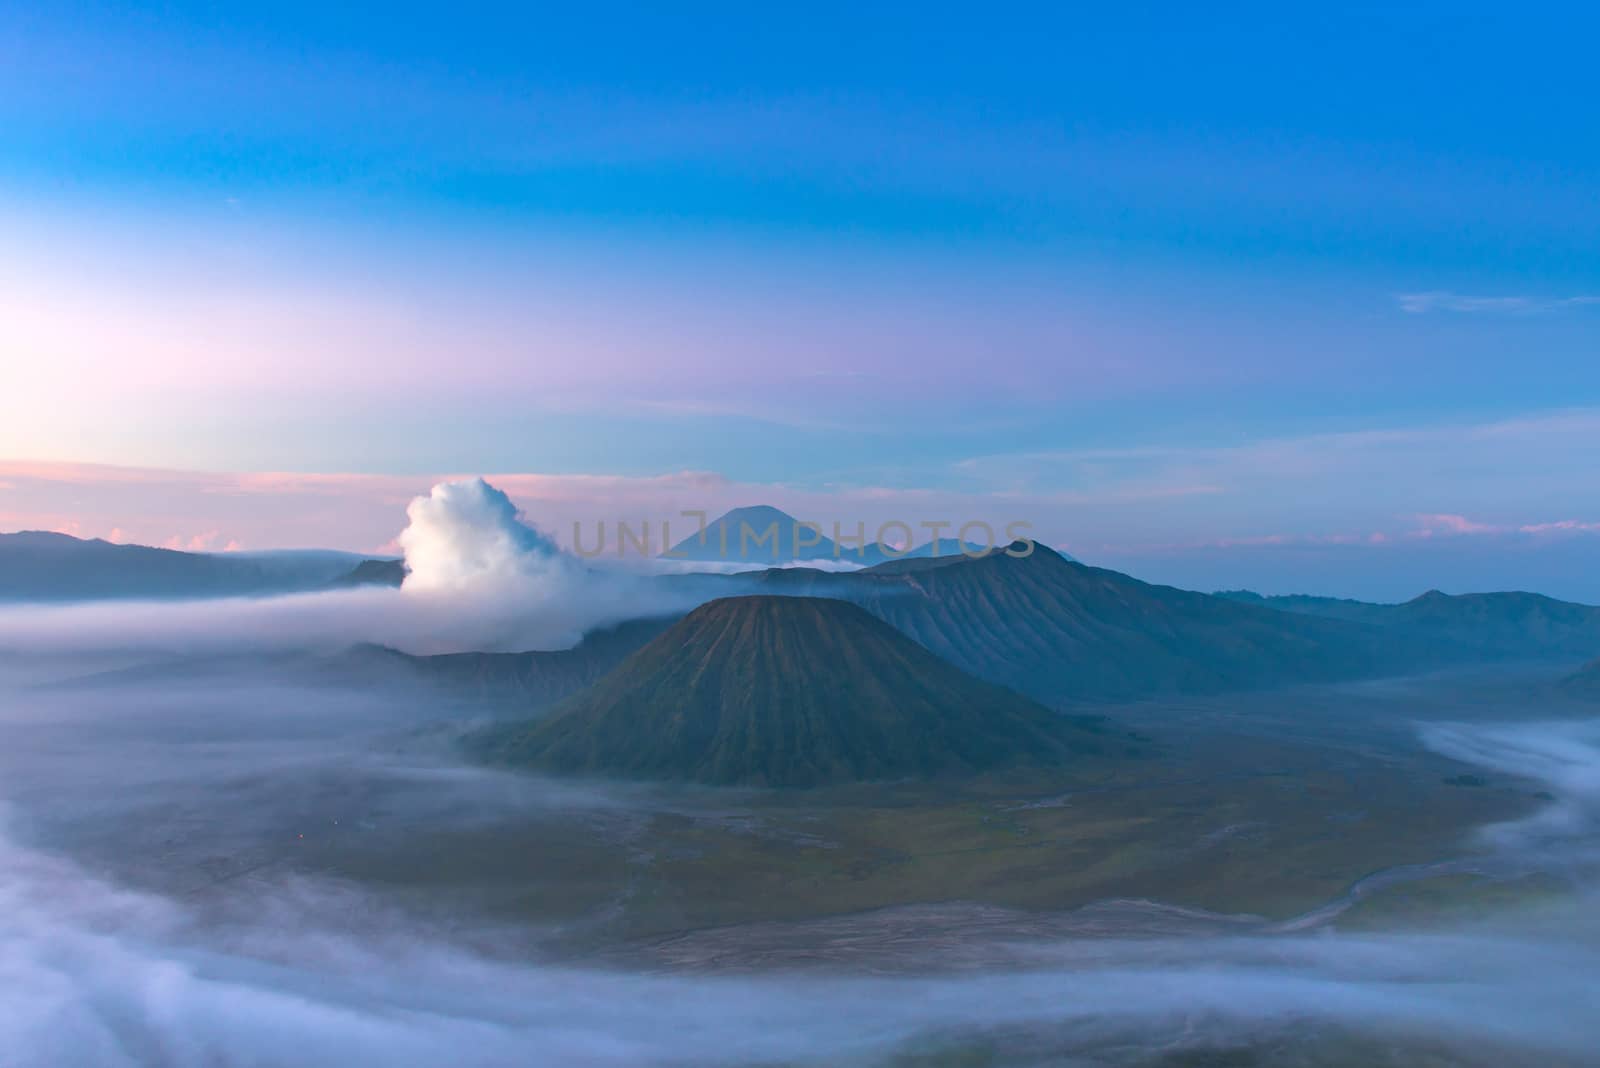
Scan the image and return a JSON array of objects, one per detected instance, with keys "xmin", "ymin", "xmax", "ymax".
[
  {"xmin": 161, "ymin": 530, "xmax": 236, "ymax": 552},
  {"xmin": 1399, "ymin": 515, "xmax": 1600, "ymax": 541},
  {"xmin": 1519, "ymin": 520, "xmax": 1600, "ymax": 535},
  {"xmin": 1408, "ymin": 513, "xmax": 1501, "ymax": 537}
]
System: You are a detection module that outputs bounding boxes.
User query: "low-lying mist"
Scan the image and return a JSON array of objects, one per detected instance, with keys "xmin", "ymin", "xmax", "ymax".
[
  {"xmin": 4, "ymin": 650, "xmax": 1600, "ymax": 1065},
  {"xmin": 6, "ymin": 810, "xmax": 1598, "ymax": 1067}
]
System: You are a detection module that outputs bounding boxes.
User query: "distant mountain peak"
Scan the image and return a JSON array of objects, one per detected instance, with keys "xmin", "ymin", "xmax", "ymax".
[
  {"xmin": 663, "ymin": 505, "xmax": 838, "ymax": 563},
  {"xmin": 714, "ymin": 504, "xmax": 798, "ymax": 522}
]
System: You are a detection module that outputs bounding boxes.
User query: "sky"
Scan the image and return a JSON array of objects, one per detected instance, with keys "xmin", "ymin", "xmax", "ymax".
[{"xmin": 2, "ymin": 2, "xmax": 1599, "ymax": 599}]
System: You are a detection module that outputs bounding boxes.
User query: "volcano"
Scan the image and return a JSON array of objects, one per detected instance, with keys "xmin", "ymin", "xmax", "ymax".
[{"xmin": 470, "ymin": 595, "xmax": 1115, "ymax": 786}]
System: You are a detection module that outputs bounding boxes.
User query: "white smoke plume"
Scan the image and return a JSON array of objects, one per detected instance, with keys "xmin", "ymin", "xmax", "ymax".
[{"xmin": 398, "ymin": 477, "xmax": 578, "ymax": 595}]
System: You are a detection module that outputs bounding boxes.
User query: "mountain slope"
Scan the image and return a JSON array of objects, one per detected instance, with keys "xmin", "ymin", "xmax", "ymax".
[
  {"xmin": 682, "ymin": 545, "xmax": 1411, "ymax": 703},
  {"xmin": 35, "ymin": 622, "xmax": 672, "ymax": 711},
  {"xmin": 471, "ymin": 595, "xmax": 1116, "ymax": 786},
  {"xmin": 395, "ymin": 617, "xmax": 675, "ymax": 707},
  {"xmin": 1386, "ymin": 589, "xmax": 1600, "ymax": 656},
  {"xmin": 858, "ymin": 549, "xmax": 1410, "ymax": 701},
  {"xmin": 1561, "ymin": 657, "xmax": 1600, "ymax": 699}
]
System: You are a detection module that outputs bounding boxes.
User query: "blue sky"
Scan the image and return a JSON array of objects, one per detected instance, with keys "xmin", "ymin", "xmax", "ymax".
[{"xmin": 2, "ymin": 2, "xmax": 1598, "ymax": 596}]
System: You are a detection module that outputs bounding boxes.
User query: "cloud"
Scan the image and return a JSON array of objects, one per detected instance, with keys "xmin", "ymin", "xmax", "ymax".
[
  {"xmin": 397, "ymin": 478, "xmax": 573, "ymax": 595},
  {"xmin": 1404, "ymin": 514, "xmax": 1600, "ymax": 541},
  {"xmin": 956, "ymin": 408, "xmax": 1600, "ymax": 542},
  {"xmin": 162, "ymin": 529, "xmax": 232, "ymax": 552},
  {"xmin": 1409, "ymin": 513, "xmax": 1501, "ymax": 537},
  {"xmin": 1421, "ymin": 719, "xmax": 1600, "ymax": 860},
  {"xmin": 1520, "ymin": 520, "xmax": 1600, "ymax": 535},
  {"xmin": 1395, "ymin": 291, "xmax": 1600, "ymax": 314}
]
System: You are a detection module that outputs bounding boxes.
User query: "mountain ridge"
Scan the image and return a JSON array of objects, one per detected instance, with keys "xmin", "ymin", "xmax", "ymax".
[
  {"xmin": 1217, "ymin": 585, "xmax": 1600, "ymax": 657},
  {"xmin": 0, "ymin": 531, "xmax": 396, "ymax": 602},
  {"xmin": 671, "ymin": 544, "xmax": 1417, "ymax": 703},
  {"xmin": 661, "ymin": 506, "xmax": 1071, "ymax": 566}
]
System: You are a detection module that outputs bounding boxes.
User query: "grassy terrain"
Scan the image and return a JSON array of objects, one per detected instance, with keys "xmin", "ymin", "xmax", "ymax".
[
  {"xmin": 300, "ymin": 697, "xmax": 1545, "ymax": 950},
  {"xmin": 1333, "ymin": 872, "xmax": 1572, "ymax": 931},
  {"xmin": 613, "ymin": 733, "xmax": 1534, "ymax": 938}
]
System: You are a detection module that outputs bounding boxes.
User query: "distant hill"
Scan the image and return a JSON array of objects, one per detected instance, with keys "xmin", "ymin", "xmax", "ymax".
[
  {"xmin": 1217, "ymin": 586, "xmax": 1600, "ymax": 658},
  {"xmin": 386, "ymin": 617, "xmax": 675, "ymax": 708},
  {"xmin": 470, "ymin": 595, "xmax": 1119, "ymax": 787},
  {"xmin": 683, "ymin": 545, "xmax": 1410, "ymax": 704},
  {"xmin": 326, "ymin": 557, "xmax": 407, "ymax": 588},
  {"xmin": 1385, "ymin": 590, "xmax": 1600, "ymax": 656},
  {"xmin": 40, "ymin": 619, "xmax": 673, "ymax": 709},
  {"xmin": 1213, "ymin": 589, "xmax": 1390, "ymax": 624},
  {"xmin": 0, "ymin": 531, "xmax": 400, "ymax": 602}
]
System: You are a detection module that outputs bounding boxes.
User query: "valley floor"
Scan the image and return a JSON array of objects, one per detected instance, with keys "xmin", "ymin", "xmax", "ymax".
[{"xmin": 57, "ymin": 666, "xmax": 1570, "ymax": 951}]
